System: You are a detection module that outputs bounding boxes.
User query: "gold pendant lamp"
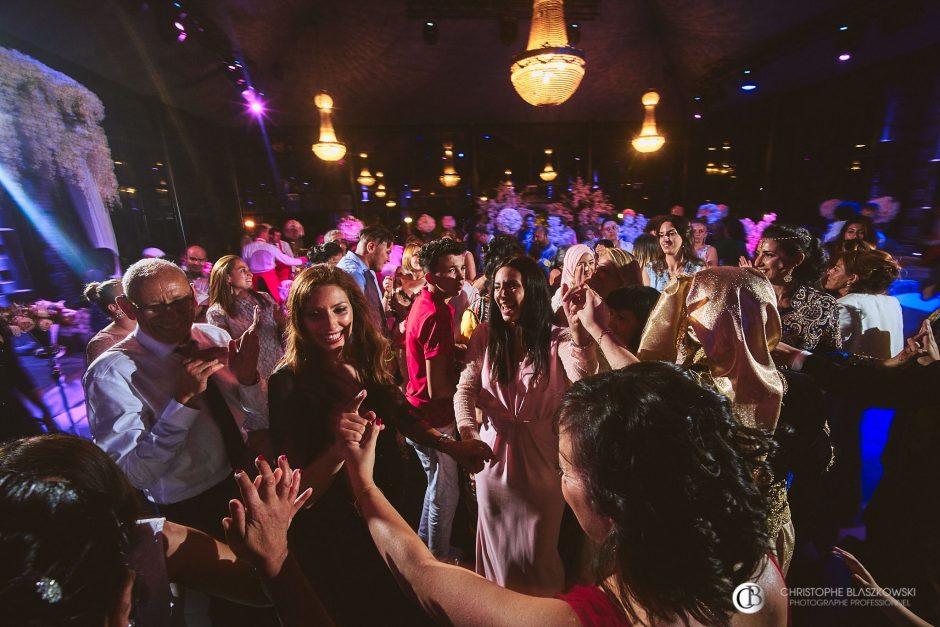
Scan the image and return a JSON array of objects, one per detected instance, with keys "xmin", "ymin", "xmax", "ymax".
[
  {"xmin": 312, "ymin": 92, "xmax": 347, "ymax": 161},
  {"xmin": 510, "ymin": 0, "xmax": 586, "ymax": 106},
  {"xmin": 631, "ymin": 90, "xmax": 666, "ymax": 153}
]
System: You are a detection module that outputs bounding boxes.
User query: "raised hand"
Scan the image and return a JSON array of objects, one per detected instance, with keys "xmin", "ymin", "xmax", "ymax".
[
  {"xmin": 177, "ymin": 356, "xmax": 226, "ymax": 406},
  {"xmin": 342, "ymin": 418, "xmax": 383, "ymax": 494},
  {"xmin": 739, "ymin": 256, "xmax": 753, "ymax": 268},
  {"xmin": 222, "ymin": 455, "xmax": 313, "ymax": 578},
  {"xmin": 832, "ymin": 547, "xmax": 878, "ymax": 589},
  {"xmin": 230, "ymin": 306, "xmax": 261, "ymax": 385},
  {"xmin": 334, "ymin": 389, "xmax": 371, "ymax": 449}
]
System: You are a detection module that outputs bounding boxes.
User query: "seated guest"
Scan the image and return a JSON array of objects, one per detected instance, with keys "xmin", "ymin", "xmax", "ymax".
[
  {"xmin": 307, "ymin": 241, "xmax": 343, "ymax": 267},
  {"xmin": 337, "ymin": 362, "xmax": 788, "ymax": 625},
  {"xmin": 83, "ymin": 258, "xmax": 266, "ymax": 537},
  {"xmin": 84, "ymin": 279, "xmax": 136, "ymax": 364},
  {"xmin": 0, "ymin": 434, "xmax": 285, "ymax": 626},
  {"xmin": 336, "ymin": 225, "xmax": 394, "ymax": 330},
  {"xmin": 604, "ymin": 285, "xmax": 660, "ymax": 352},
  {"xmin": 824, "ymin": 247, "xmax": 903, "ymax": 359},
  {"xmin": 242, "ymin": 224, "xmax": 303, "ymax": 305},
  {"xmin": 207, "ymin": 255, "xmax": 285, "ymax": 382}
]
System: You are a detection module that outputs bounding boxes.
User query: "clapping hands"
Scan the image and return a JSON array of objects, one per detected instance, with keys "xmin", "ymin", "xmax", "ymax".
[{"xmin": 230, "ymin": 306, "xmax": 262, "ymax": 385}]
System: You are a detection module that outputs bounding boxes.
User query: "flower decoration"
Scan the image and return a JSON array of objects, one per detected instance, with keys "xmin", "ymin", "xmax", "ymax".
[
  {"xmin": 0, "ymin": 47, "xmax": 118, "ymax": 206},
  {"xmin": 2, "ymin": 300, "xmax": 82, "ymax": 338},
  {"xmin": 740, "ymin": 213, "xmax": 778, "ymax": 255},
  {"xmin": 818, "ymin": 199, "xmax": 841, "ymax": 221},
  {"xmin": 697, "ymin": 203, "xmax": 728, "ymax": 225},
  {"xmin": 867, "ymin": 196, "xmax": 899, "ymax": 224},
  {"xmin": 495, "ymin": 207, "xmax": 523, "ymax": 235},
  {"xmin": 416, "ymin": 214, "xmax": 436, "ymax": 234},
  {"xmin": 336, "ymin": 215, "xmax": 364, "ymax": 241},
  {"xmin": 441, "ymin": 215, "xmax": 457, "ymax": 230},
  {"xmin": 621, "ymin": 212, "xmax": 649, "ymax": 244}
]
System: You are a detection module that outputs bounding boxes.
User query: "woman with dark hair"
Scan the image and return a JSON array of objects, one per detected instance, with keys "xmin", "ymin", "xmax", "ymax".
[
  {"xmin": 306, "ymin": 241, "xmax": 344, "ymax": 266},
  {"xmin": 825, "ymin": 247, "xmax": 903, "ymax": 358},
  {"xmin": 629, "ymin": 233, "xmax": 659, "ymax": 271},
  {"xmin": 713, "ymin": 218, "xmax": 750, "ymax": 266},
  {"xmin": 464, "ymin": 234, "xmax": 525, "ymax": 331},
  {"xmin": 0, "ymin": 472, "xmax": 134, "ymax": 627},
  {"xmin": 0, "ymin": 434, "xmax": 296, "ymax": 626},
  {"xmin": 268, "ymin": 265, "xmax": 482, "ymax": 625},
  {"xmin": 744, "ymin": 223, "xmax": 841, "ymax": 352},
  {"xmin": 84, "ymin": 279, "xmax": 136, "ymax": 363},
  {"xmin": 206, "ymin": 254, "xmax": 285, "ymax": 381},
  {"xmin": 455, "ymin": 256, "xmax": 596, "ymax": 596},
  {"xmin": 337, "ymin": 362, "xmax": 787, "ymax": 625},
  {"xmin": 642, "ymin": 215, "xmax": 704, "ymax": 290},
  {"xmin": 837, "ymin": 215, "xmax": 878, "ymax": 248}
]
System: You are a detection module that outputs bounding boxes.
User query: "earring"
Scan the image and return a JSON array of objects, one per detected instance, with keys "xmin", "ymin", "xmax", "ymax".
[{"xmin": 783, "ymin": 270, "xmax": 793, "ymax": 283}]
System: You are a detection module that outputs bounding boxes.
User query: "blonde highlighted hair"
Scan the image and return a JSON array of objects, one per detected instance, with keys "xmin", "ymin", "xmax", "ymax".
[{"xmin": 208, "ymin": 255, "xmax": 269, "ymax": 317}]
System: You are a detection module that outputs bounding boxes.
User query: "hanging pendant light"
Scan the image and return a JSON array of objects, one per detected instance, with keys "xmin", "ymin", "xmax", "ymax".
[
  {"xmin": 439, "ymin": 142, "xmax": 461, "ymax": 187},
  {"xmin": 312, "ymin": 92, "xmax": 346, "ymax": 161},
  {"xmin": 510, "ymin": 0, "xmax": 586, "ymax": 107},
  {"xmin": 356, "ymin": 153, "xmax": 375, "ymax": 186},
  {"xmin": 374, "ymin": 171, "xmax": 387, "ymax": 198},
  {"xmin": 503, "ymin": 169, "xmax": 514, "ymax": 188},
  {"xmin": 632, "ymin": 90, "xmax": 666, "ymax": 153},
  {"xmin": 540, "ymin": 148, "xmax": 558, "ymax": 181}
]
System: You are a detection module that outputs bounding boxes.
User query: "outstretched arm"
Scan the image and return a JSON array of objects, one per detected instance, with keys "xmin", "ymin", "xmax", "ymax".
[{"xmin": 341, "ymin": 420, "xmax": 580, "ymax": 627}]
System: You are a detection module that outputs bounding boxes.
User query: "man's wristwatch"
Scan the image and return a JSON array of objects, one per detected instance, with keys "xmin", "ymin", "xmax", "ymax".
[{"xmin": 436, "ymin": 433, "xmax": 456, "ymax": 449}]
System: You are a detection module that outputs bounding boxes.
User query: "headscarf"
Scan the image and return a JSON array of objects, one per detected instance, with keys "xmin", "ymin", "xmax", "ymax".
[
  {"xmin": 638, "ymin": 266, "xmax": 784, "ymax": 431},
  {"xmin": 560, "ymin": 244, "xmax": 593, "ymax": 289}
]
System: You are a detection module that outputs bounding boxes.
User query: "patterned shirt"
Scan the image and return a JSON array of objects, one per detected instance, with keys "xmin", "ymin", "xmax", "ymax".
[{"xmin": 780, "ymin": 285, "xmax": 841, "ymax": 353}]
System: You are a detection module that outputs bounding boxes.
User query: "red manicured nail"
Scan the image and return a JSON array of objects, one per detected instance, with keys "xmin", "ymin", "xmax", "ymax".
[
  {"xmin": 376, "ymin": 418, "xmax": 383, "ymax": 427},
  {"xmin": 256, "ymin": 454, "xmax": 265, "ymax": 464},
  {"xmin": 278, "ymin": 454, "xmax": 286, "ymax": 463}
]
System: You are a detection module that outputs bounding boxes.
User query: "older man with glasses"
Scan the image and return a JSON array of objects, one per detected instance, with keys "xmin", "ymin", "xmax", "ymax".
[{"xmin": 83, "ymin": 258, "xmax": 266, "ymax": 536}]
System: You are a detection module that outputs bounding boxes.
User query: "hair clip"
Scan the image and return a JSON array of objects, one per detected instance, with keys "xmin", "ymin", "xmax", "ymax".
[{"xmin": 36, "ymin": 577, "xmax": 62, "ymax": 604}]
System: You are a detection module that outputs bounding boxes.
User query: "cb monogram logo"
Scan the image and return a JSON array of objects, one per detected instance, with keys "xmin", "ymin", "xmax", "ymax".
[{"xmin": 732, "ymin": 583, "xmax": 764, "ymax": 614}]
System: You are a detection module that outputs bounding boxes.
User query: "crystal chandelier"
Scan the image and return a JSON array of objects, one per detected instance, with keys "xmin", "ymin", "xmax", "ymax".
[
  {"xmin": 356, "ymin": 153, "xmax": 375, "ymax": 186},
  {"xmin": 539, "ymin": 148, "xmax": 558, "ymax": 181},
  {"xmin": 632, "ymin": 90, "xmax": 666, "ymax": 153},
  {"xmin": 510, "ymin": 0, "xmax": 586, "ymax": 107},
  {"xmin": 439, "ymin": 142, "xmax": 461, "ymax": 187},
  {"xmin": 312, "ymin": 92, "xmax": 346, "ymax": 162}
]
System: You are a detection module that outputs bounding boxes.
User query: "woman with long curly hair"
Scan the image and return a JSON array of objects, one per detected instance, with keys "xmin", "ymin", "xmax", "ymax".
[
  {"xmin": 338, "ymin": 362, "xmax": 787, "ymax": 626},
  {"xmin": 268, "ymin": 265, "xmax": 485, "ymax": 625},
  {"xmin": 455, "ymin": 256, "xmax": 597, "ymax": 596},
  {"xmin": 206, "ymin": 255, "xmax": 285, "ymax": 381},
  {"xmin": 642, "ymin": 215, "xmax": 704, "ymax": 290}
]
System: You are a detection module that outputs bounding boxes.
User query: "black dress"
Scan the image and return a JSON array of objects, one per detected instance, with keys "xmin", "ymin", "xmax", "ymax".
[{"xmin": 268, "ymin": 365, "xmax": 432, "ymax": 626}]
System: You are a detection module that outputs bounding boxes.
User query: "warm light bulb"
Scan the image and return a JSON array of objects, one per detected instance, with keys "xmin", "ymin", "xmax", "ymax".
[
  {"xmin": 312, "ymin": 91, "xmax": 346, "ymax": 161},
  {"xmin": 244, "ymin": 219, "xmax": 256, "ymax": 229},
  {"xmin": 632, "ymin": 90, "xmax": 665, "ymax": 154}
]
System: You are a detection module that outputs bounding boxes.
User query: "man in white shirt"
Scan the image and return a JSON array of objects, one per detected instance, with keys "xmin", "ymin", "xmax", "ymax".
[
  {"xmin": 242, "ymin": 223, "xmax": 303, "ymax": 304},
  {"xmin": 84, "ymin": 258, "xmax": 265, "ymax": 535}
]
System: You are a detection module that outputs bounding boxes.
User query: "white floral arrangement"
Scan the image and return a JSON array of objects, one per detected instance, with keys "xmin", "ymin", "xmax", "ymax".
[
  {"xmin": 818, "ymin": 199, "xmax": 842, "ymax": 222},
  {"xmin": 336, "ymin": 215, "xmax": 364, "ymax": 241},
  {"xmin": 495, "ymin": 207, "xmax": 523, "ymax": 235},
  {"xmin": 0, "ymin": 47, "xmax": 118, "ymax": 206},
  {"xmin": 867, "ymin": 196, "xmax": 899, "ymax": 224},
  {"xmin": 1, "ymin": 300, "xmax": 87, "ymax": 338},
  {"xmin": 417, "ymin": 214, "xmax": 436, "ymax": 234},
  {"xmin": 740, "ymin": 213, "xmax": 778, "ymax": 255},
  {"xmin": 441, "ymin": 215, "xmax": 457, "ymax": 230},
  {"xmin": 697, "ymin": 203, "xmax": 729, "ymax": 225},
  {"xmin": 547, "ymin": 215, "xmax": 577, "ymax": 246},
  {"xmin": 620, "ymin": 209, "xmax": 649, "ymax": 243}
]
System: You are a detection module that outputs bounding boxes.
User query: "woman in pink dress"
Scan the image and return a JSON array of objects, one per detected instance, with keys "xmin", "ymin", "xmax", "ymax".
[{"xmin": 455, "ymin": 255, "xmax": 597, "ymax": 596}]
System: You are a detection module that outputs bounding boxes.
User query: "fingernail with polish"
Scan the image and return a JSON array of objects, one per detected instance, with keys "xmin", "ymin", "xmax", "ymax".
[{"xmin": 256, "ymin": 454, "xmax": 265, "ymax": 464}]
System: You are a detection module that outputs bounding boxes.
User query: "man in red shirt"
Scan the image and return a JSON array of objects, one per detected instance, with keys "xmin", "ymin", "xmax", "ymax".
[{"xmin": 405, "ymin": 238, "xmax": 490, "ymax": 559}]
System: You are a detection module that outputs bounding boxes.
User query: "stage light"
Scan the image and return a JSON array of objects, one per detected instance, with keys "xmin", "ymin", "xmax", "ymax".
[
  {"xmin": 838, "ymin": 53, "xmax": 851, "ymax": 61},
  {"xmin": 693, "ymin": 113, "xmax": 702, "ymax": 119},
  {"xmin": 248, "ymin": 100, "xmax": 264, "ymax": 115}
]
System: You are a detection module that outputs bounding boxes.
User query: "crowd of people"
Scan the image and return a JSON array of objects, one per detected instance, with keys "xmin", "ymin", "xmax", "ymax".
[{"xmin": 1, "ymin": 204, "xmax": 938, "ymax": 627}]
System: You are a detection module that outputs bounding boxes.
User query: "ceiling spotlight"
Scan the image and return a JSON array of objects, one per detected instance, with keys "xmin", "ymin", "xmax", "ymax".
[
  {"xmin": 836, "ymin": 24, "xmax": 859, "ymax": 63},
  {"xmin": 567, "ymin": 22, "xmax": 581, "ymax": 45},
  {"xmin": 740, "ymin": 70, "xmax": 757, "ymax": 92},
  {"xmin": 423, "ymin": 20, "xmax": 439, "ymax": 45},
  {"xmin": 248, "ymin": 100, "xmax": 264, "ymax": 115}
]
